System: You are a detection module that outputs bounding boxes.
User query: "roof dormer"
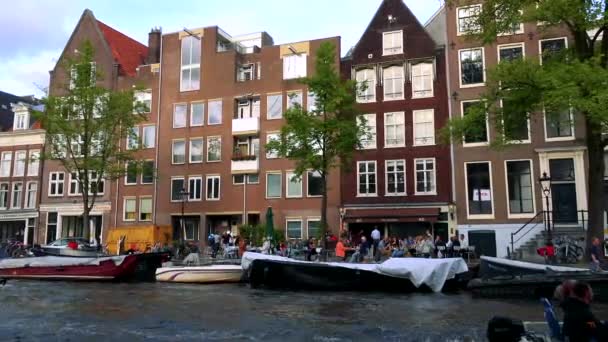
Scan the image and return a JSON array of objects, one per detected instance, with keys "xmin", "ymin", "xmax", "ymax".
[{"xmin": 11, "ymin": 103, "xmax": 30, "ymax": 131}]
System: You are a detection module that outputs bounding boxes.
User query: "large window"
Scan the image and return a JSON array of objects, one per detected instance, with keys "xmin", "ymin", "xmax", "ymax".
[
  {"xmin": 307, "ymin": 220, "xmax": 320, "ymax": 239},
  {"xmin": 457, "ymin": 5, "xmax": 481, "ymax": 35},
  {"xmin": 142, "ymin": 126, "xmax": 156, "ymax": 148},
  {"xmin": 127, "ymin": 127, "xmax": 139, "ymax": 150},
  {"xmin": 0, "ymin": 183, "xmax": 8, "ymax": 209},
  {"xmin": 14, "ymin": 111, "xmax": 28, "ymax": 130},
  {"xmin": 459, "ymin": 48, "xmax": 484, "ymax": 86},
  {"xmin": 307, "ymin": 171, "xmax": 322, "ymax": 197},
  {"xmin": 413, "ymin": 109, "xmax": 435, "ymax": 146},
  {"xmin": 0, "ymin": 152, "xmax": 12, "ymax": 177},
  {"xmin": 208, "ymin": 100, "xmax": 222, "ymax": 125},
  {"xmin": 506, "ymin": 160, "xmax": 534, "ymax": 215},
  {"xmin": 502, "ymin": 100, "xmax": 529, "ymax": 142},
  {"xmin": 171, "ymin": 177, "xmax": 185, "ymax": 202},
  {"xmin": 206, "ymin": 136, "xmax": 221, "ymax": 162},
  {"xmin": 286, "ymin": 219, "xmax": 302, "ymax": 239},
  {"xmin": 357, "ymin": 161, "xmax": 377, "ymax": 196},
  {"xmin": 355, "ymin": 69, "xmax": 375, "ymax": 103},
  {"xmin": 27, "ymin": 150, "xmax": 40, "ymax": 177},
  {"xmin": 172, "ymin": 140, "xmax": 186, "ymax": 164},
  {"xmin": 13, "ymin": 151, "xmax": 26, "ymax": 177},
  {"xmin": 267, "ymin": 94, "xmax": 283, "ymax": 120},
  {"xmin": 49, "ymin": 172, "xmax": 64, "ymax": 196},
  {"xmin": 358, "ymin": 114, "xmax": 376, "ymax": 149},
  {"xmin": 498, "ymin": 43, "xmax": 524, "ymax": 62},
  {"xmin": 89, "ymin": 171, "xmax": 104, "ymax": 195},
  {"xmin": 287, "ymin": 91, "xmax": 303, "ymax": 110},
  {"xmin": 283, "ymin": 54, "xmax": 307, "ymax": 79},
  {"xmin": 266, "ymin": 133, "xmax": 279, "ymax": 159},
  {"xmin": 180, "ymin": 35, "xmax": 201, "ymax": 92},
  {"xmin": 173, "ymin": 104, "xmax": 187, "ymax": 128},
  {"xmin": 415, "ymin": 159, "xmax": 436, "ymax": 195},
  {"xmin": 545, "ymin": 108, "xmax": 573, "ymax": 140},
  {"xmin": 286, "ymin": 172, "xmax": 302, "ymax": 198},
  {"xmin": 540, "ymin": 38, "xmax": 567, "ymax": 64},
  {"xmin": 69, "ymin": 172, "xmax": 81, "ymax": 195},
  {"xmin": 266, "ymin": 173, "xmax": 281, "ymax": 198},
  {"xmin": 134, "ymin": 91, "xmax": 152, "ymax": 113},
  {"xmin": 190, "ymin": 102, "xmax": 204, "ymax": 126},
  {"xmin": 307, "ymin": 91, "xmax": 317, "ymax": 112},
  {"xmin": 126, "ymin": 162, "xmax": 137, "ymax": 185},
  {"xmin": 124, "ymin": 198, "xmax": 136, "ymax": 221},
  {"xmin": 386, "ymin": 160, "xmax": 406, "ymax": 196},
  {"xmin": 384, "ymin": 112, "xmax": 405, "ymax": 147},
  {"xmin": 382, "ymin": 30, "xmax": 403, "ymax": 55},
  {"xmin": 141, "ymin": 161, "xmax": 154, "ymax": 184},
  {"xmin": 466, "ymin": 162, "xmax": 493, "ymax": 216},
  {"xmin": 189, "ymin": 138, "xmax": 204, "ymax": 163},
  {"xmin": 11, "ymin": 182, "xmax": 22, "ymax": 209},
  {"xmin": 139, "ymin": 198, "xmax": 152, "ymax": 221},
  {"xmin": 206, "ymin": 175, "xmax": 220, "ymax": 200},
  {"xmin": 188, "ymin": 176, "xmax": 202, "ymax": 201},
  {"xmin": 25, "ymin": 182, "xmax": 36, "ymax": 209},
  {"xmin": 383, "ymin": 65, "xmax": 404, "ymax": 100},
  {"xmin": 462, "ymin": 101, "xmax": 488, "ymax": 145},
  {"xmin": 411, "ymin": 62, "xmax": 433, "ymax": 98}
]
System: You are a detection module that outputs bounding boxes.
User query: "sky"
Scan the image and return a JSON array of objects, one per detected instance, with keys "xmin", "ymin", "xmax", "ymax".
[{"xmin": 0, "ymin": 0, "xmax": 443, "ymax": 98}]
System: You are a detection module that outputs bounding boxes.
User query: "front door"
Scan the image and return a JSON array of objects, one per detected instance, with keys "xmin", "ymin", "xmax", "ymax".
[{"xmin": 550, "ymin": 159, "xmax": 578, "ymax": 224}]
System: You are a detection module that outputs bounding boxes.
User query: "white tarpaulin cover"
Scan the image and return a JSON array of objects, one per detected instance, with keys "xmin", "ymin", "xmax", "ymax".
[
  {"xmin": 0, "ymin": 255, "xmax": 129, "ymax": 269},
  {"xmin": 480, "ymin": 256, "xmax": 588, "ymax": 273},
  {"xmin": 242, "ymin": 252, "xmax": 468, "ymax": 292}
]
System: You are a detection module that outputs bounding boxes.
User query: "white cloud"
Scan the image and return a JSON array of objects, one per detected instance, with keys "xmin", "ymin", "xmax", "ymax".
[{"xmin": 0, "ymin": 50, "xmax": 58, "ymax": 97}]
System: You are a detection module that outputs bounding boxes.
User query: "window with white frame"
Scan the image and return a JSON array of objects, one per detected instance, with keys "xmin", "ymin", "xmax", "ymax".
[
  {"xmin": 459, "ymin": 48, "xmax": 484, "ymax": 86},
  {"xmin": 355, "ymin": 69, "xmax": 375, "ymax": 103},
  {"xmin": 411, "ymin": 63, "xmax": 434, "ymax": 98},
  {"xmin": 126, "ymin": 162, "xmax": 137, "ymax": 185},
  {"xmin": 172, "ymin": 140, "xmax": 186, "ymax": 164},
  {"xmin": 307, "ymin": 91, "xmax": 318, "ymax": 112},
  {"xmin": 142, "ymin": 126, "xmax": 155, "ymax": 148},
  {"xmin": 0, "ymin": 152, "xmax": 12, "ymax": 177},
  {"xmin": 266, "ymin": 173, "xmax": 281, "ymax": 198},
  {"xmin": 382, "ymin": 30, "xmax": 403, "ymax": 55},
  {"xmin": 383, "ymin": 65, "xmax": 404, "ymax": 100},
  {"xmin": 357, "ymin": 161, "xmax": 377, "ymax": 196},
  {"xmin": 11, "ymin": 182, "xmax": 22, "ymax": 209},
  {"xmin": 358, "ymin": 114, "xmax": 376, "ymax": 149},
  {"xmin": 89, "ymin": 171, "xmax": 104, "ymax": 195},
  {"xmin": 415, "ymin": 159, "xmax": 436, "ymax": 195},
  {"xmin": 134, "ymin": 91, "xmax": 152, "ymax": 113},
  {"xmin": 69, "ymin": 135, "xmax": 84, "ymax": 157},
  {"xmin": 69, "ymin": 172, "xmax": 81, "ymax": 195},
  {"xmin": 499, "ymin": 44, "xmax": 524, "ymax": 62},
  {"xmin": 0, "ymin": 183, "xmax": 8, "ymax": 209},
  {"xmin": 171, "ymin": 177, "xmax": 185, "ymax": 202},
  {"xmin": 540, "ymin": 38, "xmax": 567, "ymax": 64},
  {"xmin": 127, "ymin": 127, "xmax": 139, "ymax": 150},
  {"xmin": 27, "ymin": 150, "xmax": 40, "ymax": 176},
  {"xmin": 25, "ymin": 182, "xmax": 35, "ymax": 208},
  {"xmin": 462, "ymin": 100, "xmax": 488, "ymax": 144},
  {"xmin": 188, "ymin": 176, "xmax": 202, "ymax": 201},
  {"xmin": 307, "ymin": 171, "xmax": 323, "ymax": 197},
  {"xmin": 206, "ymin": 136, "xmax": 221, "ymax": 162},
  {"xmin": 545, "ymin": 108, "xmax": 573, "ymax": 139},
  {"xmin": 139, "ymin": 197, "xmax": 152, "ymax": 221},
  {"xmin": 49, "ymin": 172, "xmax": 64, "ymax": 196},
  {"xmin": 384, "ymin": 112, "xmax": 405, "ymax": 147},
  {"xmin": 502, "ymin": 100, "xmax": 530, "ymax": 142},
  {"xmin": 286, "ymin": 219, "xmax": 302, "ymax": 239},
  {"xmin": 124, "ymin": 198, "xmax": 136, "ymax": 221},
  {"xmin": 266, "ymin": 133, "xmax": 279, "ymax": 159},
  {"xmin": 189, "ymin": 138, "xmax": 204, "ymax": 163},
  {"xmin": 13, "ymin": 151, "xmax": 26, "ymax": 177},
  {"xmin": 141, "ymin": 161, "xmax": 154, "ymax": 184},
  {"xmin": 283, "ymin": 54, "xmax": 307, "ymax": 79},
  {"xmin": 238, "ymin": 63, "xmax": 255, "ymax": 82},
  {"xmin": 173, "ymin": 104, "xmax": 187, "ymax": 128},
  {"xmin": 307, "ymin": 220, "xmax": 320, "ymax": 239},
  {"xmin": 208, "ymin": 100, "xmax": 222, "ymax": 125},
  {"xmin": 457, "ymin": 5, "xmax": 481, "ymax": 34},
  {"xmin": 287, "ymin": 91, "xmax": 303, "ymax": 109},
  {"xmin": 286, "ymin": 172, "xmax": 302, "ymax": 198},
  {"xmin": 386, "ymin": 160, "xmax": 406, "ymax": 196},
  {"xmin": 506, "ymin": 160, "xmax": 534, "ymax": 214},
  {"xmin": 180, "ymin": 35, "xmax": 201, "ymax": 92},
  {"xmin": 190, "ymin": 102, "xmax": 204, "ymax": 126},
  {"xmin": 413, "ymin": 109, "xmax": 435, "ymax": 146},
  {"xmin": 466, "ymin": 162, "xmax": 493, "ymax": 216},
  {"xmin": 206, "ymin": 175, "xmax": 220, "ymax": 200},
  {"xmin": 267, "ymin": 94, "xmax": 283, "ymax": 119},
  {"xmin": 14, "ymin": 111, "xmax": 28, "ymax": 130}
]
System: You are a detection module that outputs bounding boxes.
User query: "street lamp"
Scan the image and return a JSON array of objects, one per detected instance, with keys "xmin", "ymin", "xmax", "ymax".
[
  {"xmin": 539, "ymin": 172, "xmax": 552, "ymax": 243},
  {"xmin": 179, "ymin": 188, "xmax": 189, "ymax": 243}
]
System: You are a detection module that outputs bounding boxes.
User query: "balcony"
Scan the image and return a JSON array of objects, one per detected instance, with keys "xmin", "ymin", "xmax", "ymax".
[
  {"xmin": 232, "ymin": 116, "xmax": 260, "ymax": 136},
  {"xmin": 231, "ymin": 155, "xmax": 259, "ymax": 174}
]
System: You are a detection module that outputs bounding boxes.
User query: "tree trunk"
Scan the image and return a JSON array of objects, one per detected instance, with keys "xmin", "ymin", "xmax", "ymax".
[
  {"xmin": 585, "ymin": 126, "xmax": 606, "ymax": 258},
  {"xmin": 82, "ymin": 205, "xmax": 90, "ymax": 245},
  {"xmin": 321, "ymin": 172, "xmax": 328, "ymax": 249}
]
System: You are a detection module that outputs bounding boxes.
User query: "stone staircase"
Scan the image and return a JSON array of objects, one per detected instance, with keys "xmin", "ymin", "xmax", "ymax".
[{"xmin": 512, "ymin": 225, "xmax": 586, "ymax": 262}]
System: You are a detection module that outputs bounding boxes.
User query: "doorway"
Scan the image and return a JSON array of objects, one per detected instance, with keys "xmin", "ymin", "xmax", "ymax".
[{"xmin": 549, "ymin": 158, "xmax": 578, "ymax": 224}]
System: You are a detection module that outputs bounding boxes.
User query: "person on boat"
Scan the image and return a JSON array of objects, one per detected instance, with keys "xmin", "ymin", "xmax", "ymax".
[
  {"xmin": 371, "ymin": 227, "xmax": 381, "ymax": 259},
  {"xmin": 336, "ymin": 239, "xmax": 354, "ymax": 261},
  {"xmin": 420, "ymin": 236, "xmax": 434, "ymax": 258},
  {"xmin": 590, "ymin": 237, "xmax": 604, "ymax": 272},
  {"xmin": 561, "ymin": 281, "xmax": 608, "ymax": 341},
  {"xmin": 434, "ymin": 236, "xmax": 446, "ymax": 258}
]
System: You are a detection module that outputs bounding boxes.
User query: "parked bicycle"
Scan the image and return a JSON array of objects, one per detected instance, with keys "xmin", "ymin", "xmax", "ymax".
[
  {"xmin": 1, "ymin": 240, "xmax": 29, "ymax": 258},
  {"xmin": 554, "ymin": 236, "xmax": 584, "ymax": 264}
]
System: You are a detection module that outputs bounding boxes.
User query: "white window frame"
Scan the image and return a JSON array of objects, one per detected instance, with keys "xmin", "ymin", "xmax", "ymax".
[
  {"xmin": 384, "ymin": 112, "xmax": 405, "ymax": 148},
  {"xmin": 11, "ymin": 182, "xmax": 22, "ymax": 209},
  {"xmin": 142, "ymin": 125, "xmax": 156, "ymax": 149},
  {"xmin": 125, "ymin": 162, "xmax": 137, "ymax": 186},
  {"xmin": 285, "ymin": 171, "xmax": 302, "ymax": 198},
  {"xmin": 208, "ymin": 100, "xmax": 223, "ymax": 125},
  {"xmin": 68, "ymin": 172, "xmax": 81, "ymax": 196},
  {"xmin": 306, "ymin": 170, "xmax": 323, "ymax": 198},
  {"xmin": 266, "ymin": 172, "xmax": 282, "ymax": 199},
  {"xmin": 189, "ymin": 138, "xmax": 204, "ymax": 164},
  {"xmin": 141, "ymin": 160, "xmax": 154, "ymax": 185},
  {"xmin": 382, "ymin": 30, "xmax": 403, "ymax": 56},
  {"xmin": 306, "ymin": 90, "xmax": 317, "ymax": 112},
  {"xmin": 306, "ymin": 218, "xmax": 321, "ymax": 240},
  {"xmin": 206, "ymin": 136, "xmax": 222, "ymax": 162},
  {"xmin": 173, "ymin": 103, "xmax": 187, "ymax": 128},
  {"xmin": 283, "ymin": 54, "xmax": 307, "ymax": 80},
  {"xmin": 385, "ymin": 159, "xmax": 406, "ymax": 196},
  {"xmin": 127, "ymin": 127, "xmax": 139, "ymax": 150},
  {"xmin": 287, "ymin": 91, "xmax": 303, "ymax": 110},
  {"xmin": 538, "ymin": 37, "xmax": 568, "ymax": 65},
  {"xmin": 497, "ymin": 42, "xmax": 525, "ymax": 62},
  {"xmin": 0, "ymin": 182, "xmax": 8, "ymax": 209},
  {"xmin": 504, "ymin": 159, "xmax": 537, "ymax": 219},
  {"xmin": 134, "ymin": 90, "xmax": 152, "ymax": 113},
  {"xmin": 25, "ymin": 181, "xmax": 37, "ymax": 209},
  {"xmin": 13, "ymin": 150, "xmax": 26, "ymax": 177},
  {"xmin": 464, "ymin": 161, "xmax": 495, "ymax": 219},
  {"xmin": 414, "ymin": 158, "xmax": 437, "ymax": 196},
  {"xmin": 188, "ymin": 176, "xmax": 203, "ymax": 201},
  {"xmin": 266, "ymin": 93, "xmax": 283, "ymax": 120},
  {"xmin": 543, "ymin": 107, "xmax": 575, "ymax": 142},
  {"xmin": 358, "ymin": 114, "xmax": 377, "ymax": 150},
  {"xmin": 48, "ymin": 172, "xmax": 64, "ymax": 197},
  {"xmin": 139, "ymin": 197, "xmax": 153, "ymax": 222},
  {"xmin": 170, "ymin": 177, "xmax": 185, "ymax": 203},
  {"xmin": 461, "ymin": 100, "xmax": 490, "ymax": 147},
  {"xmin": 180, "ymin": 35, "xmax": 201, "ymax": 92},
  {"xmin": 88, "ymin": 171, "xmax": 104, "ymax": 196},
  {"xmin": 0, "ymin": 152, "xmax": 12, "ymax": 177},
  {"xmin": 458, "ymin": 47, "xmax": 486, "ymax": 88},
  {"xmin": 206, "ymin": 175, "xmax": 221, "ymax": 201},
  {"xmin": 123, "ymin": 197, "xmax": 137, "ymax": 222},
  {"xmin": 13, "ymin": 111, "xmax": 29, "ymax": 130},
  {"xmin": 266, "ymin": 133, "xmax": 280, "ymax": 159},
  {"xmin": 413, "ymin": 109, "xmax": 435, "ymax": 146},
  {"xmin": 172, "ymin": 139, "xmax": 186, "ymax": 165},
  {"xmin": 382, "ymin": 65, "xmax": 404, "ymax": 101},
  {"xmin": 411, "ymin": 62, "xmax": 434, "ymax": 99},
  {"xmin": 190, "ymin": 102, "xmax": 205, "ymax": 127},
  {"xmin": 355, "ymin": 68, "xmax": 376, "ymax": 103},
  {"xmin": 27, "ymin": 150, "xmax": 40, "ymax": 177},
  {"xmin": 456, "ymin": 5, "xmax": 482, "ymax": 36},
  {"xmin": 286, "ymin": 218, "xmax": 303, "ymax": 240},
  {"xmin": 500, "ymin": 99, "xmax": 531, "ymax": 144},
  {"xmin": 357, "ymin": 160, "xmax": 377, "ymax": 197}
]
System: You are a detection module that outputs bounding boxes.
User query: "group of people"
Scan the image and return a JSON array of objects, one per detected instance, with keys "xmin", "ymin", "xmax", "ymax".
[
  {"xmin": 207, "ymin": 231, "xmax": 248, "ymax": 258},
  {"xmin": 553, "ymin": 280, "xmax": 608, "ymax": 341}
]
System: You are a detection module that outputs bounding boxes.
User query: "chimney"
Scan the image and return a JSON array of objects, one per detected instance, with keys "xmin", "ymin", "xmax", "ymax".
[{"xmin": 147, "ymin": 27, "xmax": 162, "ymax": 64}]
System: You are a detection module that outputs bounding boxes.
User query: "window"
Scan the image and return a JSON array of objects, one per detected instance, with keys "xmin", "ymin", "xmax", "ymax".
[
  {"xmin": 69, "ymin": 172, "xmax": 81, "ymax": 195},
  {"xmin": 45, "ymin": 212, "xmax": 58, "ymax": 244},
  {"xmin": 124, "ymin": 198, "xmax": 136, "ymax": 221},
  {"xmin": 266, "ymin": 173, "xmax": 281, "ymax": 198},
  {"xmin": 126, "ymin": 162, "xmax": 137, "ymax": 185},
  {"xmin": 506, "ymin": 160, "xmax": 534, "ymax": 215},
  {"xmin": 127, "ymin": 127, "xmax": 139, "ymax": 150},
  {"xmin": 540, "ymin": 38, "xmax": 567, "ymax": 64},
  {"xmin": 286, "ymin": 219, "xmax": 302, "ymax": 239},
  {"xmin": 206, "ymin": 175, "xmax": 220, "ymax": 200},
  {"xmin": 233, "ymin": 175, "xmax": 245, "ymax": 185},
  {"xmin": 307, "ymin": 220, "xmax": 320, "ymax": 239},
  {"xmin": 355, "ymin": 69, "xmax": 375, "ymax": 103},
  {"xmin": 498, "ymin": 44, "xmax": 524, "ymax": 62},
  {"xmin": 266, "ymin": 133, "xmax": 279, "ymax": 159},
  {"xmin": 13, "ymin": 151, "xmax": 26, "ymax": 176},
  {"xmin": 142, "ymin": 126, "xmax": 156, "ymax": 148},
  {"xmin": 180, "ymin": 35, "xmax": 201, "ymax": 92},
  {"xmin": 171, "ymin": 177, "xmax": 185, "ymax": 202},
  {"xmin": 457, "ymin": 5, "xmax": 481, "ymax": 34},
  {"xmin": 247, "ymin": 174, "xmax": 259, "ymax": 184},
  {"xmin": 357, "ymin": 161, "xmax": 377, "ymax": 196},
  {"xmin": 462, "ymin": 101, "xmax": 488, "ymax": 145},
  {"xmin": 208, "ymin": 100, "xmax": 222, "ymax": 125},
  {"xmin": 134, "ymin": 91, "xmax": 152, "ymax": 113},
  {"xmin": 267, "ymin": 94, "xmax": 283, "ymax": 119},
  {"xmin": 307, "ymin": 171, "xmax": 322, "ymax": 197},
  {"xmin": 172, "ymin": 140, "xmax": 186, "ymax": 164},
  {"xmin": 413, "ymin": 109, "xmax": 435, "ymax": 146},
  {"xmin": 384, "ymin": 112, "xmax": 405, "ymax": 147},
  {"xmin": 89, "ymin": 171, "xmax": 104, "ymax": 195},
  {"xmin": 383, "ymin": 65, "xmax": 404, "ymax": 100},
  {"xmin": 173, "ymin": 104, "xmax": 187, "ymax": 128},
  {"xmin": 502, "ymin": 100, "xmax": 529, "ymax": 142},
  {"xmin": 307, "ymin": 91, "xmax": 317, "ymax": 112},
  {"xmin": 0, "ymin": 183, "xmax": 7, "ymax": 209},
  {"xmin": 27, "ymin": 150, "xmax": 40, "ymax": 176},
  {"xmin": 238, "ymin": 63, "xmax": 255, "ymax": 82},
  {"xmin": 0, "ymin": 152, "xmax": 12, "ymax": 177},
  {"xmin": 14, "ymin": 111, "xmax": 28, "ymax": 130},
  {"xmin": 411, "ymin": 63, "xmax": 433, "ymax": 98},
  {"xmin": 358, "ymin": 114, "xmax": 376, "ymax": 149},
  {"xmin": 141, "ymin": 161, "xmax": 154, "ymax": 184},
  {"xmin": 206, "ymin": 136, "xmax": 221, "ymax": 162},
  {"xmin": 235, "ymin": 98, "xmax": 260, "ymax": 119},
  {"xmin": 139, "ymin": 198, "xmax": 152, "ymax": 221},
  {"xmin": 545, "ymin": 108, "xmax": 574, "ymax": 140},
  {"xmin": 386, "ymin": 160, "xmax": 406, "ymax": 196},
  {"xmin": 188, "ymin": 176, "xmax": 202, "ymax": 201},
  {"xmin": 286, "ymin": 172, "xmax": 302, "ymax": 198},
  {"xmin": 49, "ymin": 172, "xmax": 64, "ymax": 196},
  {"xmin": 283, "ymin": 54, "xmax": 307, "ymax": 79},
  {"xmin": 466, "ymin": 162, "xmax": 493, "ymax": 216},
  {"xmin": 189, "ymin": 138, "xmax": 204, "ymax": 163},
  {"xmin": 415, "ymin": 159, "xmax": 436, "ymax": 195},
  {"xmin": 382, "ymin": 30, "xmax": 403, "ymax": 55},
  {"xmin": 69, "ymin": 135, "xmax": 84, "ymax": 157},
  {"xmin": 459, "ymin": 48, "xmax": 484, "ymax": 86},
  {"xmin": 287, "ymin": 91, "xmax": 303, "ymax": 109},
  {"xmin": 190, "ymin": 102, "xmax": 204, "ymax": 126},
  {"xmin": 11, "ymin": 182, "xmax": 22, "ymax": 209}
]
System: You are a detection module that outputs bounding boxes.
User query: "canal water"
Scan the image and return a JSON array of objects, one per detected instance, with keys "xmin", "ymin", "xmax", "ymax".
[{"xmin": 1, "ymin": 281, "xmax": 608, "ymax": 341}]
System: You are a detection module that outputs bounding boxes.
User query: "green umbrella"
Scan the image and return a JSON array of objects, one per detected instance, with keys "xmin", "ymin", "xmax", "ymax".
[{"xmin": 265, "ymin": 206, "xmax": 274, "ymax": 241}]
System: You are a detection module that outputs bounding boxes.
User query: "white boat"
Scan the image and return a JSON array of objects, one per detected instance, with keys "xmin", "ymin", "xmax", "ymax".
[{"xmin": 155, "ymin": 264, "xmax": 243, "ymax": 283}]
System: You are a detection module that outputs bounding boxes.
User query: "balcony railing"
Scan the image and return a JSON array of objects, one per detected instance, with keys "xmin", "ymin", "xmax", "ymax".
[
  {"xmin": 232, "ymin": 116, "xmax": 260, "ymax": 135},
  {"xmin": 231, "ymin": 155, "xmax": 259, "ymax": 174}
]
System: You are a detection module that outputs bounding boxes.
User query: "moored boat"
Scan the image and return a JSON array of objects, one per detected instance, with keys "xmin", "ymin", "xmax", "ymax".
[
  {"xmin": 478, "ymin": 256, "xmax": 589, "ymax": 279},
  {"xmin": 156, "ymin": 264, "xmax": 244, "ymax": 283}
]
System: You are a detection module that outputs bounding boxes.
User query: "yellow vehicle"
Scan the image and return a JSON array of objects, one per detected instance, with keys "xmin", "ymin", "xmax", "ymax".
[{"xmin": 105, "ymin": 225, "xmax": 172, "ymax": 255}]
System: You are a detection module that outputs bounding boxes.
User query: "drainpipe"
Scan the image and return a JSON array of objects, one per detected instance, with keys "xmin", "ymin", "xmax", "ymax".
[{"xmin": 153, "ymin": 35, "xmax": 164, "ymax": 226}]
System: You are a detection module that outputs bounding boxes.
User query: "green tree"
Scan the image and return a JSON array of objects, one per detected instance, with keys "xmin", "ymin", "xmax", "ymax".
[
  {"xmin": 38, "ymin": 41, "xmax": 146, "ymax": 243},
  {"xmin": 266, "ymin": 42, "xmax": 367, "ymax": 245},
  {"xmin": 445, "ymin": 0, "xmax": 608, "ymax": 254}
]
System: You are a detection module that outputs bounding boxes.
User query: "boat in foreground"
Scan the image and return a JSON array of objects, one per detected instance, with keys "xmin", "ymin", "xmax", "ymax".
[
  {"xmin": 156, "ymin": 264, "xmax": 243, "ymax": 283},
  {"xmin": 478, "ymin": 256, "xmax": 589, "ymax": 278},
  {"xmin": 241, "ymin": 252, "xmax": 469, "ymax": 292}
]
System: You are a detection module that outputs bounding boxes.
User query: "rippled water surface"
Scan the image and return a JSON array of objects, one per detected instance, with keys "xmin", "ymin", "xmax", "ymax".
[{"xmin": 1, "ymin": 281, "xmax": 608, "ymax": 341}]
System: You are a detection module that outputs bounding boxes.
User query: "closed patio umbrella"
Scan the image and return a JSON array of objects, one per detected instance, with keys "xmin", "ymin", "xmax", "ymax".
[{"xmin": 265, "ymin": 207, "xmax": 274, "ymax": 241}]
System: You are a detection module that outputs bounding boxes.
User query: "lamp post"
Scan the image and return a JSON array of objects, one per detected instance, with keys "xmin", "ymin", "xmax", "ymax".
[
  {"xmin": 179, "ymin": 188, "xmax": 189, "ymax": 243},
  {"xmin": 539, "ymin": 172, "xmax": 553, "ymax": 243}
]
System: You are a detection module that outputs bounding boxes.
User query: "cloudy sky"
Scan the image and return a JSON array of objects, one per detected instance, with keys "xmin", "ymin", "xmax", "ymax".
[{"xmin": 0, "ymin": 0, "xmax": 443, "ymax": 97}]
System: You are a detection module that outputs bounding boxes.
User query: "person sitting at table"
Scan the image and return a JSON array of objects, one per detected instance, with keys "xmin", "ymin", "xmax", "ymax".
[
  {"xmin": 336, "ymin": 239, "xmax": 354, "ymax": 261},
  {"xmin": 434, "ymin": 236, "xmax": 446, "ymax": 258},
  {"xmin": 349, "ymin": 236, "xmax": 369, "ymax": 263},
  {"xmin": 305, "ymin": 237, "xmax": 317, "ymax": 261},
  {"xmin": 459, "ymin": 234, "xmax": 468, "ymax": 248},
  {"xmin": 420, "ymin": 236, "xmax": 434, "ymax": 258}
]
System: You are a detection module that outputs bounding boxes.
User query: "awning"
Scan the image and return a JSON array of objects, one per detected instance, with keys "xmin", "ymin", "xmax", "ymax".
[{"xmin": 344, "ymin": 208, "xmax": 440, "ymax": 224}]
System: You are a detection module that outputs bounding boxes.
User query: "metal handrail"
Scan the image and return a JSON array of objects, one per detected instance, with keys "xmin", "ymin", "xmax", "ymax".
[{"xmin": 510, "ymin": 211, "xmax": 545, "ymax": 258}]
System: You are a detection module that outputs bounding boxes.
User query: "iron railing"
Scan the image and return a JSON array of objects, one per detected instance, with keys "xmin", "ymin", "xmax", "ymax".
[{"xmin": 510, "ymin": 212, "xmax": 544, "ymax": 259}]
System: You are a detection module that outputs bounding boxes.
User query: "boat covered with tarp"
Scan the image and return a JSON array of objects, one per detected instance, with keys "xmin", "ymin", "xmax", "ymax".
[{"xmin": 478, "ymin": 256, "xmax": 589, "ymax": 279}]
